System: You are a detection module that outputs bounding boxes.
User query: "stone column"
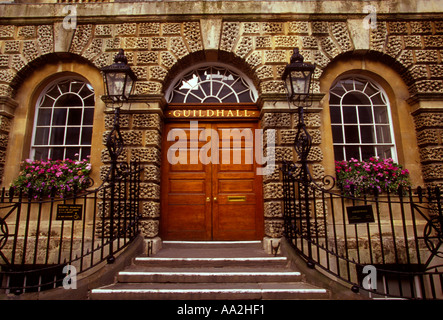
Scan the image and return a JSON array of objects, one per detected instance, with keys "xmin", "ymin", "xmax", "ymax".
[
  {"xmin": 101, "ymin": 98, "xmax": 164, "ymax": 254},
  {"xmin": 0, "ymin": 97, "xmax": 17, "ymax": 185},
  {"xmin": 410, "ymin": 95, "xmax": 443, "ymax": 187}
]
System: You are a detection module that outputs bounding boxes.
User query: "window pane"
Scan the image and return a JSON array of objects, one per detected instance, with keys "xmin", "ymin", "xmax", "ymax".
[
  {"xmin": 334, "ymin": 146, "xmax": 344, "ymax": 161},
  {"xmin": 52, "ymin": 108, "xmax": 67, "ymax": 126},
  {"xmin": 37, "ymin": 109, "xmax": 52, "ymax": 126},
  {"xmin": 83, "ymin": 108, "xmax": 94, "ymax": 125},
  {"xmin": 345, "ymin": 145, "xmax": 360, "ymax": 160},
  {"xmin": 360, "ymin": 126, "xmax": 375, "ymax": 143},
  {"xmin": 34, "ymin": 148, "xmax": 49, "ymax": 160},
  {"xmin": 50, "ymin": 127, "xmax": 65, "ymax": 145},
  {"xmin": 51, "ymin": 147, "xmax": 65, "ymax": 160},
  {"xmin": 374, "ymin": 106, "xmax": 389, "ymax": 123},
  {"xmin": 361, "ymin": 145, "xmax": 376, "ymax": 161},
  {"xmin": 377, "ymin": 146, "xmax": 393, "ymax": 159},
  {"xmin": 81, "ymin": 147, "xmax": 91, "ymax": 160},
  {"xmin": 55, "ymin": 93, "xmax": 83, "ymax": 107},
  {"xmin": 68, "ymin": 108, "xmax": 82, "ymax": 125},
  {"xmin": 343, "ymin": 107, "xmax": 357, "ymax": 123},
  {"xmin": 342, "ymin": 92, "xmax": 371, "ymax": 105},
  {"xmin": 344, "ymin": 126, "xmax": 359, "ymax": 143},
  {"xmin": 81, "ymin": 127, "xmax": 92, "ymax": 145},
  {"xmin": 66, "ymin": 127, "xmax": 80, "ymax": 145},
  {"xmin": 330, "ymin": 106, "xmax": 341, "ymax": 123},
  {"xmin": 34, "ymin": 127, "xmax": 50, "ymax": 145},
  {"xmin": 358, "ymin": 106, "xmax": 373, "ymax": 124},
  {"xmin": 331, "ymin": 125, "xmax": 343, "ymax": 143},
  {"xmin": 376, "ymin": 125, "xmax": 392, "ymax": 143},
  {"xmin": 65, "ymin": 147, "xmax": 80, "ymax": 160}
]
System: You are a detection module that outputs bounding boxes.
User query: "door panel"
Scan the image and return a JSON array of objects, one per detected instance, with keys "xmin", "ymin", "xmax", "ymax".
[
  {"xmin": 161, "ymin": 121, "xmax": 263, "ymax": 240},
  {"xmin": 162, "ymin": 122, "xmax": 212, "ymax": 240}
]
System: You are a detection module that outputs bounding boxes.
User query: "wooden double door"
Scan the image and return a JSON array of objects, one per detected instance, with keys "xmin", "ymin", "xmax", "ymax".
[{"xmin": 161, "ymin": 122, "xmax": 264, "ymax": 240}]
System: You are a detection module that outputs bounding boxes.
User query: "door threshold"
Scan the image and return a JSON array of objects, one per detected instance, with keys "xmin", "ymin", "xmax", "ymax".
[{"xmin": 163, "ymin": 240, "xmax": 262, "ymax": 244}]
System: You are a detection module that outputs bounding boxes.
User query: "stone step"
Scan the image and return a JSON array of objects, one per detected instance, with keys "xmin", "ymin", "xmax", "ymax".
[
  {"xmin": 90, "ymin": 282, "xmax": 329, "ymax": 300},
  {"xmin": 117, "ymin": 267, "xmax": 302, "ymax": 283},
  {"xmin": 133, "ymin": 256, "xmax": 289, "ymax": 268}
]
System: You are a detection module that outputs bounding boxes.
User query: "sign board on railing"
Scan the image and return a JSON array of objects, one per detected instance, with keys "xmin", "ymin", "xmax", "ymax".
[
  {"xmin": 346, "ymin": 205, "xmax": 375, "ymax": 224},
  {"xmin": 56, "ymin": 204, "xmax": 82, "ymax": 220}
]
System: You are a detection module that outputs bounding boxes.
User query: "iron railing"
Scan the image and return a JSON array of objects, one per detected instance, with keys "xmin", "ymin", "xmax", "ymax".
[
  {"xmin": 0, "ymin": 161, "xmax": 141, "ymax": 294},
  {"xmin": 282, "ymin": 161, "xmax": 443, "ymax": 300}
]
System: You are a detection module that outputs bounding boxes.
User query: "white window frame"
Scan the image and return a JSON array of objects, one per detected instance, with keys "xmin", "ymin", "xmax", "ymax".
[
  {"xmin": 31, "ymin": 76, "xmax": 95, "ymax": 161},
  {"xmin": 165, "ymin": 62, "xmax": 258, "ymax": 104},
  {"xmin": 329, "ymin": 75, "xmax": 397, "ymax": 162}
]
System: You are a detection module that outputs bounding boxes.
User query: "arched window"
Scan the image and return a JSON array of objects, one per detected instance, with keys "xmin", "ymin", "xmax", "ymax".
[
  {"xmin": 329, "ymin": 76, "xmax": 397, "ymax": 161},
  {"xmin": 31, "ymin": 78, "xmax": 95, "ymax": 160},
  {"xmin": 167, "ymin": 65, "xmax": 257, "ymax": 103}
]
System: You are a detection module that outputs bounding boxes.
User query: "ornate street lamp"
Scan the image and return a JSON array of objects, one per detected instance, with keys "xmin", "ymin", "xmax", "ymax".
[
  {"xmin": 101, "ymin": 49, "xmax": 137, "ymax": 104},
  {"xmin": 282, "ymin": 48, "xmax": 316, "ymax": 104},
  {"xmin": 100, "ymin": 49, "xmax": 137, "ymax": 264},
  {"xmin": 282, "ymin": 47, "xmax": 316, "ymax": 269}
]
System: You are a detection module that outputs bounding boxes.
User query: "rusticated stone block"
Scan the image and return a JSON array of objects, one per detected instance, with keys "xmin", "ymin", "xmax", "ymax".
[
  {"xmin": 422, "ymin": 163, "xmax": 443, "ymax": 181},
  {"xmin": 264, "ymin": 201, "xmax": 283, "ymax": 218},
  {"xmin": 419, "ymin": 146, "xmax": 443, "ymax": 163},
  {"xmin": 183, "ymin": 21, "xmax": 203, "ymax": 52},
  {"xmin": 139, "ymin": 23, "xmax": 160, "ymax": 36},
  {"xmin": 145, "ymin": 130, "xmax": 161, "ymax": 147},
  {"xmin": 263, "ymin": 165, "xmax": 280, "ymax": 182},
  {"xmin": 235, "ymin": 37, "xmax": 253, "ymax": 59},
  {"xmin": 242, "ymin": 22, "xmax": 260, "ymax": 34},
  {"xmin": 142, "ymin": 201, "xmax": 160, "ymax": 218},
  {"xmin": 264, "ymin": 50, "xmax": 286, "ymax": 64},
  {"xmin": 263, "ymin": 182, "xmax": 284, "ymax": 200},
  {"xmin": 135, "ymin": 81, "xmax": 162, "ymax": 95},
  {"xmin": 137, "ymin": 51, "xmax": 158, "ymax": 65},
  {"xmin": 414, "ymin": 112, "xmax": 443, "ymax": 129},
  {"xmin": 306, "ymin": 146, "xmax": 323, "ymax": 162},
  {"xmin": 144, "ymin": 165, "xmax": 161, "ymax": 182},
  {"xmin": 260, "ymin": 80, "xmax": 286, "ymax": 94},
  {"xmin": 104, "ymin": 113, "xmax": 130, "ymax": 130},
  {"xmin": 139, "ymin": 219, "xmax": 159, "ymax": 238},
  {"xmin": 130, "ymin": 147, "xmax": 161, "ymax": 164},
  {"xmin": 139, "ymin": 182, "xmax": 160, "ymax": 200},
  {"xmin": 133, "ymin": 113, "xmax": 161, "ymax": 129},
  {"xmin": 261, "ymin": 112, "xmax": 291, "ymax": 129},
  {"xmin": 416, "ymin": 129, "xmax": 441, "ymax": 146},
  {"xmin": 288, "ymin": 21, "xmax": 309, "ymax": 35},
  {"xmin": 264, "ymin": 219, "xmax": 284, "ymax": 238},
  {"xmin": 220, "ymin": 22, "xmax": 240, "ymax": 52},
  {"xmin": 245, "ymin": 51, "xmax": 262, "ymax": 69}
]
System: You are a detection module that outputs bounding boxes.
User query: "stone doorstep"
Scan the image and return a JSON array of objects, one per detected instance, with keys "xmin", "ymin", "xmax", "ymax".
[
  {"xmin": 90, "ymin": 282, "xmax": 329, "ymax": 300},
  {"xmin": 133, "ymin": 256, "xmax": 289, "ymax": 268},
  {"xmin": 117, "ymin": 269, "xmax": 303, "ymax": 283}
]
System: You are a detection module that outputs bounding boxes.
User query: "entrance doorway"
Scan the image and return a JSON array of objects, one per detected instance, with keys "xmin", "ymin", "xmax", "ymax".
[{"xmin": 161, "ymin": 121, "xmax": 264, "ymax": 240}]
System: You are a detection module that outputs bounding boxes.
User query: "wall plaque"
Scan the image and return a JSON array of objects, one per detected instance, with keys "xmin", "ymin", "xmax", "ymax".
[
  {"xmin": 346, "ymin": 205, "xmax": 375, "ymax": 224},
  {"xmin": 56, "ymin": 204, "xmax": 83, "ymax": 221}
]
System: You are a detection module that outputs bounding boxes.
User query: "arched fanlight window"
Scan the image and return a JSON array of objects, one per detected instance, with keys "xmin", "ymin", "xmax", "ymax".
[
  {"xmin": 167, "ymin": 65, "xmax": 257, "ymax": 103},
  {"xmin": 329, "ymin": 76, "xmax": 397, "ymax": 161},
  {"xmin": 31, "ymin": 78, "xmax": 95, "ymax": 160}
]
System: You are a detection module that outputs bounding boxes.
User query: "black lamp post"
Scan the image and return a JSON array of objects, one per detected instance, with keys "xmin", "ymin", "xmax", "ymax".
[
  {"xmin": 100, "ymin": 49, "xmax": 137, "ymax": 263},
  {"xmin": 282, "ymin": 47, "xmax": 316, "ymax": 268}
]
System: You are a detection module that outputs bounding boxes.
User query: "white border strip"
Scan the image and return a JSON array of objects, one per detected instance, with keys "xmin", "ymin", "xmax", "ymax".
[{"xmin": 162, "ymin": 241, "xmax": 262, "ymax": 244}]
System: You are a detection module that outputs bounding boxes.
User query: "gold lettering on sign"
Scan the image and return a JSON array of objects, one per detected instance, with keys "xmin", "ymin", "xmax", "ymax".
[{"xmin": 167, "ymin": 109, "xmax": 257, "ymax": 118}]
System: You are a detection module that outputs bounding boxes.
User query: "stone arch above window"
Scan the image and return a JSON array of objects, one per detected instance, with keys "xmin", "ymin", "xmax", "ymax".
[{"xmin": 166, "ymin": 64, "xmax": 258, "ymax": 104}]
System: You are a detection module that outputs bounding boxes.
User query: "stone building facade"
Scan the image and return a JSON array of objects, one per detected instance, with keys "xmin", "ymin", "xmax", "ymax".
[{"xmin": 0, "ymin": 0, "xmax": 442, "ymax": 246}]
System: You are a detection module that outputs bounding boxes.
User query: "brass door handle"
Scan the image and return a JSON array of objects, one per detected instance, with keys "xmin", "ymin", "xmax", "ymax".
[
  {"xmin": 206, "ymin": 197, "xmax": 210, "ymax": 202},
  {"xmin": 213, "ymin": 197, "xmax": 217, "ymax": 201}
]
